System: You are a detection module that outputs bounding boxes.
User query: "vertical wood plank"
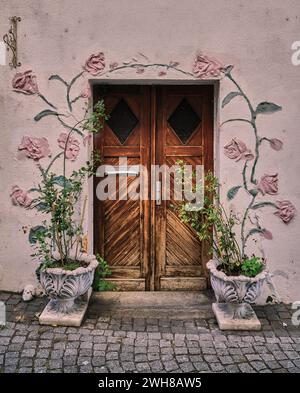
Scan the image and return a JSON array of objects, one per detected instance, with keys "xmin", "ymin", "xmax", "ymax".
[
  {"xmin": 150, "ymin": 86, "xmax": 156, "ymax": 291},
  {"xmin": 141, "ymin": 86, "xmax": 151, "ymax": 290}
]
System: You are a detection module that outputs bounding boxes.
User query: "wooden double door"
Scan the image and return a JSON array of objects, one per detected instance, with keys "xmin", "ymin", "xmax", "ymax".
[{"xmin": 94, "ymin": 85, "xmax": 213, "ymax": 291}]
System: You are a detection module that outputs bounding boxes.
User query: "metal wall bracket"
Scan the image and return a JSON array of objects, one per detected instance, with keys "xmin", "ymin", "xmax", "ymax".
[{"xmin": 3, "ymin": 16, "xmax": 21, "ymax": 69}]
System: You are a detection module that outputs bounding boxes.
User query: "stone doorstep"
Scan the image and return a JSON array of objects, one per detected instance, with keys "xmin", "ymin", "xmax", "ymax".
[
  {"xmin": 39, "ymin": 290, "xmax": 215, "ymax": 325},
  {"xmin": 39, "ymin": 289, "xmax": 92, "ymax": 327},
  {"xmin": 89, "ymin": 291, "xmax": 214, "ymax": 320},
  {"xmin": 212, "ymin": 303, "xmax": 262, "ymax": 331}
]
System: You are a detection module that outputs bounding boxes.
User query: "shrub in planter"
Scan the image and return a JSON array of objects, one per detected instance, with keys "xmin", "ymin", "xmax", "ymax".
[
  {"xmin": 28, "ymin": 101, "xmax": 108, "ymax": 313},
  {"xmin": 176, "ymin": 65, "xmax": 296, "ymax": 306},
  {"xmin": 177, "ymin": 171, "xmax": 268, "ymax": 304}
]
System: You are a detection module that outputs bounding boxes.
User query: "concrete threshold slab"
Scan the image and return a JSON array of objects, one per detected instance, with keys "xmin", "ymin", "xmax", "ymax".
[{"xmin": 90, "ymin": 291, "xmax": 214, "ymax": 319}]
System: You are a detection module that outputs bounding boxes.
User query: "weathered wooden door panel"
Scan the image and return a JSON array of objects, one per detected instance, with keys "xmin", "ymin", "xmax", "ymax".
[
  {"xmin": 154, "ymin": 86, "xmax": 213, "ymax": 290},
  {"xmin": 94, "ymin": 85, "xmax": 213, "ymax": 291},
  {"xmin": 93, "ymin": 86, "xmax": 151, "ymax": 290}
]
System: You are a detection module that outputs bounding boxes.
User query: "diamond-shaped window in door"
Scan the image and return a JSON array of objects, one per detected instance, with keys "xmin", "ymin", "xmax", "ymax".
[
  {"xmin": 106, "ymin": 99, "xmax": 139, "ymax": 144},
  {"xmin": 167, "ymin": 98, "xmax": 201, "ymax": 144}
]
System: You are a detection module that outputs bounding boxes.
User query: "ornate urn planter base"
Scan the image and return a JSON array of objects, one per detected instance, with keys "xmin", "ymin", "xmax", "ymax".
[
  {"xmin": 207, "ymin": 259, "xmax": 268, "ymax": 331},
  {"xmin": 38, "ymin": 254, "xmax": 98, "ymax": 327},
  {"xmin": 39, "ymin": 288, "xmax": 92, "ymax": 327},
  {"xmin": 212, "ymin": 303, "xmax": 261, "ymax": 331}
]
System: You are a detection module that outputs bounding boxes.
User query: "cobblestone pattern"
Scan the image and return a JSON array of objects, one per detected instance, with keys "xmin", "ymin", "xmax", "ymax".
[{"xmin": 0, "ymin": 292, "xmax": 300, "ymax": 373}]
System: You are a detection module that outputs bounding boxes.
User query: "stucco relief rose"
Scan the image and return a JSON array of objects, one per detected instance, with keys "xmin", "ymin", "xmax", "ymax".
[
  {"xmin": 83, "ymin": 52, "xmax": 105, "ymax": 76},
  {"xmin": 10, "ymin": 186, "xmax": 33, "ymax": 208},
  {"xmin": 224, "ymin": 138, "xmax": 254, "ymax": 161},
  {"xmin": 80, "ymin": 85, "xmax": 91, "ymax": 99},
  {"xmin": 12, "ymin": 70, "xmax": 39, "ymax": 95},
  {"xmin": 58, "ymin": 132, "xmax": 80, "ymax": 161},
  {"xmin": 274, "ymin": 200, "xmax": 296, "ymax": 223},
  {"xmin": 193, "ymin": 55, "xmax": 224, "ymax": 78},
  {"xmin": 18, "ymin": 136, "xmax": 51, "ymax": 160},
  {"xmin": 257, "ymin": 174, "xmax": 278, "ymax": 195}
]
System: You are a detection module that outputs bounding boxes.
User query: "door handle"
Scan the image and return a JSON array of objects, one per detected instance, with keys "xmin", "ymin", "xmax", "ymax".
[{"xmin": 156, "ymin": 181, "xmax": 161, "ymax": 206}]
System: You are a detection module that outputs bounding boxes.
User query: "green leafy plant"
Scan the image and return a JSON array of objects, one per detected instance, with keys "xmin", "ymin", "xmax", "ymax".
[
  {"xmin": 93, "ymin": 254, "xmax": 117, "ymax": 291},
  {"xmin": 241, "ymin": 256, "xmax": 264, "ymax": 277},
  {"xmin": 29, "ymin": 100, "xmax": 107, "ymax": 271},
  {"xmin": 176, "ymin": 166, "xmax": 265, "ymax": 277},
  {"xmin": 177, "ymin": 169, "xmax": 243, "ymax": 275}
]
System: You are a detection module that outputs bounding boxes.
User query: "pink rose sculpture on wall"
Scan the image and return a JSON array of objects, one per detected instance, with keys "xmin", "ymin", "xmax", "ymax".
[
  {"xmin": 193, "ymin": 55, "xmax": 224, "ymax": 78},
  {"xmin": 257, "ymin": 174, "xmax": 278, "ymax": 195},
  {"xmin": 224, "ymin": 138, "xmax": 254, "ymax": 161},
  {"xmin": 58, "ymin": 132, "xmax": 80, "ymax": 161},
  {"xmin": 83, "ymin": 52, "xmax": 105, "ymax": 76},
  {"xmin": 12, "ymin": 70, "xmax": 39, "ymax": 95},
  {"xmin": 18, "ymin": 136, "xmax": 51, "ymax": 160},
  {"xmin": 10, "ymin": 186, "xmax": 33, "ymax": 208},
  {"xmin": 269, "ymin": 138, "xmax": 283, "ymax": 151},
  {"xmin": 274, "ymin": 200, "xmax": 296, "ymax": 223},
  {"xmin": 80, "ymin": 85, "xmax": 91, "ymax": 99}
]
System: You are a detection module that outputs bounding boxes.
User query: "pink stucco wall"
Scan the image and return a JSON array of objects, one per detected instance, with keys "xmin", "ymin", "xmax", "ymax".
[{"xmin": 0, "ymin": 0, "xmax": 299, "ymax": 302}]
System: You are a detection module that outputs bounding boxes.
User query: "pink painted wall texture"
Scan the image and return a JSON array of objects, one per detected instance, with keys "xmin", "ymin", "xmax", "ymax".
[{"xmin": 0, "ymin": 0, "xmax": 299, "ymax": 302}]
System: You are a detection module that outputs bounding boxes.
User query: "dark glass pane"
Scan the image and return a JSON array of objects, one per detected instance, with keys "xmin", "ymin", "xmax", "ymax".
[
  {"xmin": 168, "ymin": 98, "xmax": 201, "ymax": 144},
  {"xmin": 106, "ymin": 99, "xmax": 139, "ymax": 144}
]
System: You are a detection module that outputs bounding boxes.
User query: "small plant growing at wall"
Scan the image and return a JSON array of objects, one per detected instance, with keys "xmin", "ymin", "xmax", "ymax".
[{"xmin": 93, "ymin": 255, "xmax": 117, "ymax": 292}]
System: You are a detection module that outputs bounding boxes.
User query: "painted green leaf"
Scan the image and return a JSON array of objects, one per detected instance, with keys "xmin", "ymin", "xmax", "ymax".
[
  {"xmin": 251, "ymin": 201, "xmax": 275, "ymax": 209},
  {"xmin": 34, "ymin": 202, "xmax": 48, "ymax": 212},
  {"xmin": 223, "ymin": 65, "xmax": 234, "ymax": 75},
  {"xmin": 249, "ymin": 189, "xmax": 258, "ymax": 197},
  {"xmin": 222, "ymin": 92, "xmax": 241, "ymax": 108},
  {"xmin": 58, "ymin": 118, "xmax": 84, "ymax": 136},
  {"xmin": 247, "ymin": 228, "xmax": 264, "ymax": 237},
  {"xmin": 52, "ymin": 175, "xmax": 71, "ymax": 188},
  {"xmin": 27, "ymin": 187, "xmax": 40, "ymax": 193},
  {"xmin": 34, "ymin": 110, "xmax": 60, "ymax": 122},
  {"xmin": 227, "ymin": 185, "xmax": 241, "ymax": 200},
  {"xmin": 49, "ymin": 74, "xmax": 68, "ymax": 86},
  {"xmin": 28, "ymin": 225, "xmax": 46, "ymax": 244},
  {"xmin": 255, "ymin": 102, "xmax": 282, "ymax": 115}
]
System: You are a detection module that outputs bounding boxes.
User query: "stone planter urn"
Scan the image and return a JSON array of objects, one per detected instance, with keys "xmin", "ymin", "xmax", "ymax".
[
  {"xmin": 206, "ymin": 259, "xmax": 268, "ymax": 304},
  {"xmin": 39, "ymin": 254, "xmax": 98, "ymax": 314},
  {"xmin": 206, "ymin": 259, "xmax": 269, "ymax": 330}
]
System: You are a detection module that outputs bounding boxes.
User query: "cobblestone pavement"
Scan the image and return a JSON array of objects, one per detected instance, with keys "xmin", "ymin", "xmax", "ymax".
[{"xmin": 0, "ymin": 291, "xmax": 300, "ymax": 373}]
